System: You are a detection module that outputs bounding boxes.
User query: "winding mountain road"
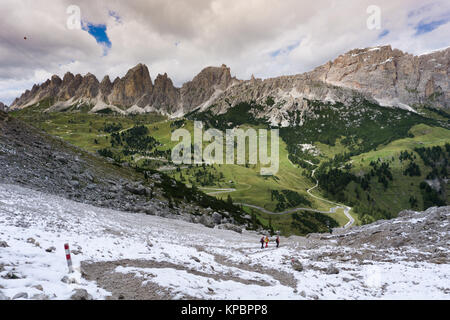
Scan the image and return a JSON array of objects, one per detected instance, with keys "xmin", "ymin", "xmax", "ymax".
[{"xmin": 200, "ymin": 158, "xmax": 355, "ymax": 229}]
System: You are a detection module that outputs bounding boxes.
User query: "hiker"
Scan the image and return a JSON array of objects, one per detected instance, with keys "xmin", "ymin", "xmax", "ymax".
[
  {"xmin": 264, "ymin": 236, "xmax": 269, "ymax": 248},
  {"xmin": 276, "ymin": 236, "xmax": 280, "ymax": 248},
  {"xmin": 260, "ymin": 236, "xmax": 265, "ymax": 249}
]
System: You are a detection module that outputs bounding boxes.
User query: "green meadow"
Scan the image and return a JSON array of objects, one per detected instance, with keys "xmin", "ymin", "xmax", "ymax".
[{"xmin": 10, "ymin": 100, "xmax": 450, "ymax": 235}]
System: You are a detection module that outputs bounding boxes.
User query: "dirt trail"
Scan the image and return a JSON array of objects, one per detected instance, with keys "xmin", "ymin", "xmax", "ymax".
[{"xmin": 81, "ymin": 257, "xmax": 281, "ymax": 299}]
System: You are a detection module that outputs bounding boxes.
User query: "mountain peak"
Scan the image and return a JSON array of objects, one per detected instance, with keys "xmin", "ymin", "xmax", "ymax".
[{"xmin": 101, "ymin": 75, "xmax": 111, "ymax": 84}]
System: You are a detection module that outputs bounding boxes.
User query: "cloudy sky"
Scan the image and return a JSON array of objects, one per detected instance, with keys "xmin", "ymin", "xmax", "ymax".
[{"xmin": 0, "ymin": 0, "xmax": 449, "ymax": 105}]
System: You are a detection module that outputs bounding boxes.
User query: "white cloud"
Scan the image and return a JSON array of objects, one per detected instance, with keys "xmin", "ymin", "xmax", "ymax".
[{"xmin": 0, "ymin": 0, "xmax": 448, "ymax": 105}]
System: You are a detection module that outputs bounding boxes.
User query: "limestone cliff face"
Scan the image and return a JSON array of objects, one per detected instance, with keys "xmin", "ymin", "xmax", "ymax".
[
  {"xmin": 150, "ymin": 73, "xmax": 180, "ymax": 113},
  {"xmin": 99, "ymin": 75, "xmax": 113, "ymax": 102},
  {"xmin": 57, "ymin": 72, "xmax": 80, "ymax": 100},
  {"xmin": 0, "ymin": 102, "xmax": 7, "ymax": 112},
  {"xmin": 208, "ymin": 73, "xmax": 371, "ymax": 126},
  {"xmin": 206, "ymin": 46, "xmax": 448, "ymax": 125},
  {"xmin": 9, "ymin": 45, "xmax": 449, "ymax": 118},
  {"xmin": 310, "ymin": 45, "xmax": 449, "ymax": 110},
  {"xmin": 75, "ymin": 73, "xmax": 99, "ymax": 99},
  {"xmin": 108, "ymin": 63, "xmax": 153, "ymax": 108},
  {"xmin": 9, "ymin": 63, "xmax": 238, "ymax": 115},
  {"xmin": 180, "ymin": 64, "xmax": 237, "ymax": 113}
]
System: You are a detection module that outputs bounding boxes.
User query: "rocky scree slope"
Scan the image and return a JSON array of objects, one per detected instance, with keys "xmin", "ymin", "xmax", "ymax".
[
  {"xmin": 308, "ymin": 206, "xmax": 449, "ymax": 265},
  {"xmin": 0, "ymin": 110, "xmax": 252, "ymax": 230}
]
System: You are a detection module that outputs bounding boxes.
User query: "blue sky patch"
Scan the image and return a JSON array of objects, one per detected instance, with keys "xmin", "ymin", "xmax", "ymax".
[
  {"xmin": 270, "ymin": 48, "xmax": 282, "ymax": 57},
  {"xmin": 378, "ymin": 29, "xmax": 390, "ymax": 39},
  {"xmin": 270, "ymin": 41, "xmax": 300, "ymax": 57},
  {"xmin": 415, "ymin": 17, "xmax": 449, "ymax": 35},
  {"xmin": 82, "ymin": 22, "xmax": 112, "ymax": 53}
]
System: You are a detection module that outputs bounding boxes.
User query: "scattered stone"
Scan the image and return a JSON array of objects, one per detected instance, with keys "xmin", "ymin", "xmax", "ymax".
[
  {"xmin": 0, "ymin": 241, "xmax": 9, "ymax": 247},
  {"xmin": 190, "ymin": 256, "xmax": 201, "ymax": 263},
  {"xmin": 212, "ymin": 212, "xmax": 222, "ymax": 225},
  {"xmin": 61, "ymin": 275, "xmax": 77, "ymax": 284},
  {"xmin": 216, "ymin": 223, "xmax": 243, "ymax": 234},
  {"xmin": 26, "ymin": 237, "xmax": 35, "ymax": 244},
  {"xmin": 70, "ymin": 180, "xmax": 80, "ymax": 188},
  {"xmin": 33, "ymin": 284, "xmax": 44, "ymax": 291},
  {"xmin": 291, "ymin": 258, "xmax": 303, "ymax": 272},
  {"xmin": 70, "ymin": 289, "xmax": 93, "ymax": 300},
  {"xmin": 3, "ymin": 271, "xmax": 21, "ymax": 279},
  {"xmin": 124, "ymin": 184, "xmax": 147, "ymax": 196},
  {"xmin": 12, "ymin": 292, "xmax": 28, "ymax": 300},
  {"xmin": 325, "ymin": 264, "xmax": 339, "ymax": 275},
  {"xmin": 199, "ymin": 214, "xmax": 215, "ymax": 228},
  {"xmin": 31, "ymin": 293, "xmax": 49, "ymax": 300},
  {"xmin": 45, "ymin": 246, "xmax": 56, "ymax": 253}
]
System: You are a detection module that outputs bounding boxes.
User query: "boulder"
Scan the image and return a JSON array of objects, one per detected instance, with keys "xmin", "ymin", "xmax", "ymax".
[
  {"xmin": 31, "ymin": 293, "xmax": 50, "ymax": 300},
  {"xmin": 199, "ymin": 215, "xmax": 215, "ymax": 228},
  {"xmin": 216, "ymin": 223, "xmax": 242, "ymax": 234},
  {"xmin": 3, "ymin": 271, "xmax": 21, "ymax": 279},
  {"xmin": 291, "ymin": 258, "xmax": 303, "ymax": 272},
  {"xmin": 12, "ymin": 292, "xmax": 28, "ymax": 300},
  {"xmin": 325, "ymin": 264, "xmax": 339, "ymax": 275},
  {"xmin": 70, "ymin": 289, "xmax": 93, "ymax": 300},
  {"xmin": 33, "ymin": 284, "xmax": 44, "ymax": 291},
  {"xmin": 211, "ymin": 212, "xmax": 222, "ymax": 225},
  {"xmin": 61, "ymin": 275, "xmax": 77, "ymax": 284}
]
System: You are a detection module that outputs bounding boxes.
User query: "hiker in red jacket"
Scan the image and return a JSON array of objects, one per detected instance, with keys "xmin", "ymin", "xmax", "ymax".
[{"xmin": 260, "ymin": 236, "xmax": 265, "ymax": 249}]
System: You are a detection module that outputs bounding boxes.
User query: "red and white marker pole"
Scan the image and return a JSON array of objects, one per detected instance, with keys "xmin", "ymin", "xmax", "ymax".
[{"xmin": 64, "ymin": 243, "xmax": 74, "ymax": 273}]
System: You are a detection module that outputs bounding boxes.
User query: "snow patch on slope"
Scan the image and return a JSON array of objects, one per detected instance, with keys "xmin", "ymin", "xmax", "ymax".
[{"xmin": 0, "ymin": 183, "xmax": 448, "ymax": 300}]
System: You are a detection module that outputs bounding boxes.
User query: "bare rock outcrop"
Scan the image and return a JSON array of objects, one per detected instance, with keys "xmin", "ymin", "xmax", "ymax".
[
  {"xmin": 57, "ymin": 72, "xmax": 82, "ymax": 100},
  {"xmin": 75, "ymin": 72, "xmax": 99, "ymax": 99},
  {"xmin": 150, "ymin": 73, "xmax": 180, "ymax": 113},
  {"xmin": 180, "ymin": 64, "xmax": 237, "ymax": 113},
  {"xmin": 310, "ymin": 45, "xmax": 449, "ymax": 110},
  {"xmin": 99, "ymin": 75, "xmax": 113, "ymax": 102},
  {"xmin": 108, "ymin": 63, "xmax": 153, "ymax": 108},
  {"xmin": 333, "ymin": 206, "xmax": 450, "ymax": 255}
]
